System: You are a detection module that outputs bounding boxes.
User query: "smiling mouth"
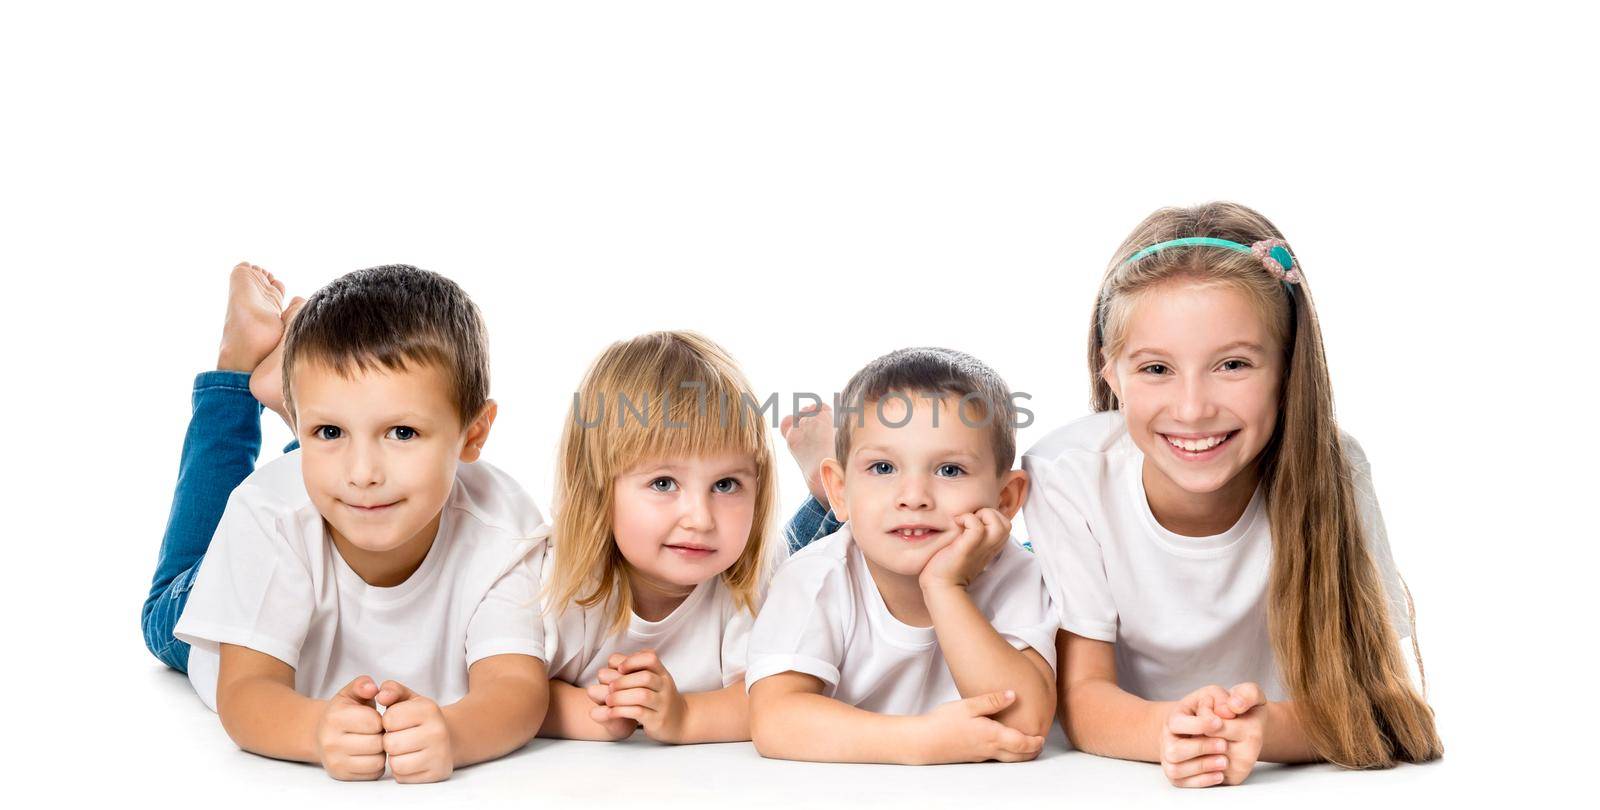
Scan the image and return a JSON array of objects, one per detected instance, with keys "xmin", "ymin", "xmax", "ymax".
[
  {"xmin": 889, "ymin": 527, "xmax": 941, "ymax": 541},
  {"xmin": 1160, "ymin": 431, "xmax": 1238, "ymax": 457}
]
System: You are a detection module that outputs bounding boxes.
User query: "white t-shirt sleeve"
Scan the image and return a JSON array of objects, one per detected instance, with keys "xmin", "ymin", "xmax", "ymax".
[
  {"xmin": 464, "ymin": 540, "xmax": 549, "ymax": 667},
  {"xmin": 172, "ymin": 485, "xmax": 314, "ymax": 670},
  {"xmin": 720, "ymin": 600, "xmax": 754, "ymax": 687},
  {"xmin": 1343, "ymin": 434, "xmax": 1414, "ymax": 641},
  {"xmin": 983, "ymin": 544, "xmax": 1061, "ymax": 670},
  {"xmin": 1020, "ymin": 454, "xmax": 1119, "ymax": 643},
  {"xmin": 743, "ymin": 556, "xmax": 850, "ymax": 692}
]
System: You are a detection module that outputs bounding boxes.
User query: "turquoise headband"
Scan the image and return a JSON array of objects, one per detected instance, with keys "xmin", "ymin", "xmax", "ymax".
[
  {"xmin": 1098, "ymin": 235, "xmax": 1302, "ymax": 345},
  {"xmin": 1122, "ymin": 236, "xmax": 1299, "ymax": 280}
]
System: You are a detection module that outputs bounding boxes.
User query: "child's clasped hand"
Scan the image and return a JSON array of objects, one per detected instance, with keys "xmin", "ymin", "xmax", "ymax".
[
  {"xmin": 313, "ymin": 675, "xmax": 455, "ymax": 783},
  {"xmin": 1160, "ymin": 682, "xmax": 1268, "ymax": 788}
]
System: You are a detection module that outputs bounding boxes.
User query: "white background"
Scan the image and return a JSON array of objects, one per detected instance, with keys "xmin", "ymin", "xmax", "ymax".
[{"xmin": 2, "ymin": 1, "xmax": 1594, "ymax": 806}]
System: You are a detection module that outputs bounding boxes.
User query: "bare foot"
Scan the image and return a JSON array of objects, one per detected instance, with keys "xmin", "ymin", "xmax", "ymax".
[
  {"xmin": 218, "ymin": 262, "xmax": 286, "ymax": 372},
  {"xmin": 779, "ymin": 403, "xmax": 836, "ymax": 507},
  {"xmin": 251, "ymin": 296, "xmax": 305, "ymax": 428}
]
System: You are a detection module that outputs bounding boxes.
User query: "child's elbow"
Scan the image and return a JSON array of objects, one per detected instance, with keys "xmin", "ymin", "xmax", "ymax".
[
  {"xmin": 1058, "ymin": 689, "xmax": 1106, "ymax": 755},
  {"xmin": 1006, "ymin": 704, "xmax": 1054, "ymax": 742},
  {"xmin": 748, "ymin": 699, "xmax": 800, "ymax": 759},
  {"xmin": 1016, "ymin": 684, "xmax": 1058, "ymax": 739},
  {"xmin": 214, "ymin": 691, "xmax": 253, "ymax": 751},
  {"xmin": 1056, "ymin": 702, "xmax": 1079, "ymax": 748},
  {"xmin": 1020, "ymin": 713, "xmax": 1055, "ymax": 741},
  {"xmin": 749, "ymin": 712, "xmax": 786, "ymax": 759}
]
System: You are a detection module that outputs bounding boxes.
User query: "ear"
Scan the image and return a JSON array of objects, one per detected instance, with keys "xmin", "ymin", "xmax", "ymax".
[
  {"xmin": 996, "ymin": 469, "xmax": 1030, "ymax": 520},
  {"xmin": 1099, "ymin": 355, "xmax": 1123, "ymax": 404},
  {"xmin": 819, "ymin": 457, "xmax": 849, "ymax": 522},
  {"xmin": 459, "ymin": 399, "xmax": 498, "ymax": 463}
]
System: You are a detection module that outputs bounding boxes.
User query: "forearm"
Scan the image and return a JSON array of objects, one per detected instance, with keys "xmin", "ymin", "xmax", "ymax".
[
  {"xmin": 1061, "ymin": 677, "xmax": 1169, "ymax": 762},
  {"xmin": 924, "ymin": 585, "xmax": 1054, "ymax": 736},
  {"xmin": 216, "ymin": 677, "xmax": 327, "ymax": 764},
  {"xmin": 539, "ymin": 679, "xmax": 623, "ymax": 740},
  {"xmin": 676, "ymin": 681, "xmax": 751, "ymax": 743},
  {"xmin": 751, "ymin": 691, "xmax": 930, "ymax": 764},
  {"xmin": 1260, "ymin": 699, "xmax": 1318, "ymax": 763},
  {"xmin": 443, "ymin": 676, "xmax": 548, "ymax": 766}
]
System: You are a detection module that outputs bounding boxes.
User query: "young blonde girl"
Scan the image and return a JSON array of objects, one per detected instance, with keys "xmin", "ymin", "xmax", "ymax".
[
  {"xmin": 537, "ymin": 330, "xmax": 777, "ymax": 743},
  {"xmin": 1022, "ymin": 202, "xmax": 1442, "ymax": 786}
]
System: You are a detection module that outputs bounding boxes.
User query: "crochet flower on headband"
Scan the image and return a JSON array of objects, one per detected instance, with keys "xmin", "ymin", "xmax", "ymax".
[{"xmin": 1251, "ymin": 239, "xmax": 1302, "ymax": 284}]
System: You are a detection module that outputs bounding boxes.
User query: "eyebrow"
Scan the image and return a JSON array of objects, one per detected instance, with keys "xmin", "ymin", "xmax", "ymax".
[
  {"xmin": 635, "ymin": 462, "xmax": 760, "ymax": 478},
  {"xmin": 296, "ymin": 410, "xmax": 439, "ymax": 425},
  {"xmin": 1127, "ymin": 340, "xmax": 1266, "ymax": 359},
  {"xmin": 851, "ymin": 444, "xmax": 981, "ymax": 461}
]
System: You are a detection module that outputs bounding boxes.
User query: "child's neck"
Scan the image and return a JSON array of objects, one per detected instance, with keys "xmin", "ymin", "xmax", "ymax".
[
  {"xmin": 1141, "ymin": 460, "xmax": 1260, "ymax": 537},
  {"xmin": 328, "ymin": 511, "xmax": 442, "ymax": 588},
  {"xmin": 862, "ymin": 556, "xmax": 932, "ymax": 627},
  {"xmin": 629, "ymin": 569, "xmax": 697, "ymax": 622}
]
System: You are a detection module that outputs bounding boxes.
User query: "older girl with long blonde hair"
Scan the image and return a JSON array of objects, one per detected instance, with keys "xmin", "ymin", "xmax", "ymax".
[{"xmin": 1022, "ymin": 202, "xmax": 1442, "ymax": 786}]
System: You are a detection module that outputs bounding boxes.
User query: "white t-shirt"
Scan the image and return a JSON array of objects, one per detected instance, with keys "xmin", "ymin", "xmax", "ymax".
[
  {"xmin": 542, "ymin": 557, "xmax": 754, "ymax": 692},
  {"xmin": 744, "ymin": 524, "xmax": 1058, "ymax": 716},
  {"xmin": 174, "ymin": 452, "xmax": 550, "ymax": 711},
  {"xmin": 1020, "ymin": 410, "xmax": 1413, "ymax": 702}
]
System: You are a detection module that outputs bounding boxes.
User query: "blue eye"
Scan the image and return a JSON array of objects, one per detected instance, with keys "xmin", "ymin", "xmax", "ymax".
[
  {"xmin": 1219, "ymin": 359, "xmax": 1251, "ymax": 372},
  {"xmin": 650, "ymin": 477, "xmax": 678, "ymax": 493},
  {"xmin": 936, "ymin": 464, "xmax": 966, "ymax": 478},
  {"xmin": 712, "ymin": 477, "xmax": 742, "ymax": 494},
  {"xmin": 868, "ymin": 461, "xmax": 895, "ymax": 475},
  {"xmin": 314, "ymin": 426, "xmax": 342, "ymax": 441},
  {"xmin": 386, "ymin": 426, "xmax": 418, "ymax": 441}
]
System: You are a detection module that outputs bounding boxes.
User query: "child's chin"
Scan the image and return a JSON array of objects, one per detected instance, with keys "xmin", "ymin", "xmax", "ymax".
[
  {"xmin": 645, "ymin": 560, "xmax": 721, "ymax": 587},
  {"xmin": 343, "ymin": 536, "xmax": 405, "ymax": 553},
  {"xmin": 865, "ymin": 548, "xmax": 933, "ymax": 578},
  {"xmin": 331, "ymin": 524, "xmax": 411, "ymax": 552}
]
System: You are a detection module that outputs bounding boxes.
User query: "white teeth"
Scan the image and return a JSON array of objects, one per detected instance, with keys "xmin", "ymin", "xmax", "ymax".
[
  {"xmin": 896, "ymin": 528, "xmax": 932, "ymax": 538},
  {"xmin": 1166, "ymin": 433, "xmax": 1229, "ymax": 452}
]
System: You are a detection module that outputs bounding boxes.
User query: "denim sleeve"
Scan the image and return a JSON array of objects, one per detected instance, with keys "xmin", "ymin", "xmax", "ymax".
[{"xmin": 783, "ymin": 495, "xmax": 843, "ymax": 555}]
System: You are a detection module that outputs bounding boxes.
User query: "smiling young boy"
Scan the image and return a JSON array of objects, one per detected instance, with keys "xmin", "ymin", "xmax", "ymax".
[
  {"xmin": 746, "ymin": 348, "xmax": 1058, "ymax": 764},
  {"xmin": 147, "ymin": 264, "xmax": 549, "ymax": 782}
]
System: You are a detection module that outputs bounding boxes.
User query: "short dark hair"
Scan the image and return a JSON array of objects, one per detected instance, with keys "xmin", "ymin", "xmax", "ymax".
[
  {"xmin": 834, "ymin": 347, "xmax": 1017, "ymax": 474},
  {"xmin": 281, "ymin": 265, "xmax": 489, "ymax": 425}
]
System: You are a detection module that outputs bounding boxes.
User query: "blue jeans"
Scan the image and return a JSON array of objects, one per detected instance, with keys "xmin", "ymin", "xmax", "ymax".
[
  {"xmin": 784, "ymin": 494, "xmax": 843, "ymax": 555},
  {"xmin": 140, "ymin": 371, "xmax": 294, "ymax": 673}
]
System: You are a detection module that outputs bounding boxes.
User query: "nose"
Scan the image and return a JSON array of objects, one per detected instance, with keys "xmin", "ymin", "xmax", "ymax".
[
  {"xmin": 678, "ymin": 488, "xmax": 716, "ymax": 532},
  {"xmin": 1174, "ymin": 371, "xmax": 1217, "ymax": 425},
  {"xmin": 346, "ymin": 437, "xmax": 385, "ymax": 489},
  {"xmin": 896, "ymin": 471, "xmax": 933, "ymax": 512}
]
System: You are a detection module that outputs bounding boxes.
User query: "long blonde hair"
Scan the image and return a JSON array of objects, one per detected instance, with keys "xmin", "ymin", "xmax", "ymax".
[
  {"xmin": 1090, "ymin": 202, "xmax": 1442, "ymax": 768},
  {"xmin": 549, "ymin": 330, "xmax": 777, "ymax": 635}
]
